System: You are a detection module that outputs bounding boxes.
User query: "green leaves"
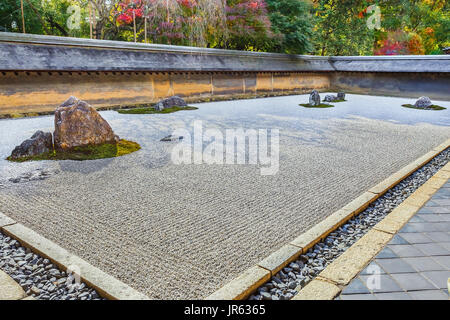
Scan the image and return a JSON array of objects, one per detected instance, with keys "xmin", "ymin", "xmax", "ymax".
[{"xmin": 266, "ymin": 0, "xmax": 314, "ymax": 54}]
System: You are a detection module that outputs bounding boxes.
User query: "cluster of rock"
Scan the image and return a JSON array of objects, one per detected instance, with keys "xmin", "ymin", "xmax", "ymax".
[
  {"xmin": 9, "ymin": 168, "xmax": 60, "ymax": 183},
  {"xmin": 324, "ymin": 92, "xmax": 346, "ymax": 102},
  {"xmin": 9, "ymin": 97, "xmax": 120, "ymax": 160},
  {"xmin": 414, "ymin": 96, "xmax": 433, "ymax": 109},
  {"xmin": 250, "ymin": 149, "xmax": 450, "ymax": 301},
  {"xmin": 154, "ymin": 96, "xmax": 187, "ymax": 111},
  {"xmin": 308, "ymin": 91, "xmax": 346, "ymax": 106}
]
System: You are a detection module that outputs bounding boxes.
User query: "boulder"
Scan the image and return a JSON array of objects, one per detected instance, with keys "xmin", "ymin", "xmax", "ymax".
[
  {"xmin": 54, "ymin": 96, "xmax": 119, "ymax": 151},
  {"xmin": 9, "ymin": 131, "xmax": 53, "ymax": 160},
  {"xmin": 324, "ymin": 95, "xmax": 338, "ymax": 102},
  {"xmin": 414, "ymin": 96, "xmax": 433, "ymax": 109},
  {"xmin": 154, "ymin": 96, "xmax": 187, "ymax": 111},
  {"xmin": 337, "ymin": 92, "xmax": 346, "ymax": 100},
  {"xmin": 309, "ymin": 90, "xmax": 321, "ymax": 106}
]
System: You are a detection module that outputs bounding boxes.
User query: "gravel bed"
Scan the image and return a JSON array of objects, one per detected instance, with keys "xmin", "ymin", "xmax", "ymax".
[
  {"xmin": 0, "ymin": 232, "xmax": 105, "ymax": 300},
  {"xmin": 249, "ymin": 148, "xmax": 450, "ymax": 301}
]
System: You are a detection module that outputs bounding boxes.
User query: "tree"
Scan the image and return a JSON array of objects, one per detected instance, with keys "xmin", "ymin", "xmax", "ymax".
[
  {"xmin": 224, "ymin": 0, "xmax": 274, "ymax": 51},
  {"xmin": 312, "ymin": 0, "xmax": 375, "ymax": 56},
  {"xmin": 265, "ymin": 0, "xmax": 314, "ymax": 54},
  {"xmin": 377, "ymin": 0, "xmax": 449, "ymax": 54},
  {"xmin": 114, "ymin": 0, "xmax": 228, "ymax": 46}
]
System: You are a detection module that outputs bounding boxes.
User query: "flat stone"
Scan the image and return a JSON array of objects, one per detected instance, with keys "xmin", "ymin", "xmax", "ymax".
[
  {"xmin": 373, "ymin": 203, "xmax": 419, "ymax": 234},
  {"xmin": 206, "ymin": 266, "xmax": 270, "ymax": 300},
  {"xmin": 387, "ymin": 244, "xmax": 426, "ymax": 258},
  {"xmin": 0, "ymin": 211, "xmax": 15, "ymax": 227},
  {"xmin": 341, "ymin": 192, "xmax": 379, "ymax": 216},
  {"xmin": 359, "ymin": 274, "xmax": 403, "ymax": 293},
  {"xmin": 407, "ymin": 290, "xmax": 449, "ymax": 300},
  {"xmin": 402, "ymin": 193, "xmax": 431, "ymax": 208},
  {"xmin": 291, "ymin": 279, "xmax": 340, "ymax": 300},
  {"xmin": 373, "ymin": 292, "xmax": 412, "ymax": 300},
  {"xmin": 290, "ymin": 209, "xmax": 352, "ymax": 251},
  {"xmin": 319, "ymin": 230, "xmax": 392, "ymax": 285},
  {"xmin": 0, "ymin": 270, "xmax": 26, "ymax": 300},
  {"xmin": 375, "ymin": 247, "xmax": 398, "ymax": 259},
  {"xmin": 341, "ymin": 277, "xmax": 370, "ymax": 295},
  {"xmin": 390, "ymin": 273, "xmax": 437, "ymax": 291},
  {"xmin": 403, "ymin": 257, "xmax": 445, "ymax": 272},
  {"xmin": 375, "ymin": 258, "xmax": 415, "ymax": 274},
  {"xmin": 257, "ymin": 244, "xmax": 302, "ymax": 275},
  {"xmin": 421, "ymin": 271, "xmax": 450, "ymax": 289},
  {"xmin": 340, "ymin": 293, "xmax": 376, "ymax": 300}
]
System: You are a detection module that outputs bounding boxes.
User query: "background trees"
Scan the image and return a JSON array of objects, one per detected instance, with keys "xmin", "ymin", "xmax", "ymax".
[
  {"xmin": 1, "ymin": 0, "xmax": 448, "ymax": 55},
  {"xmin": 265, "ymin": 0, "xmax": 314, "ymax": 54}
]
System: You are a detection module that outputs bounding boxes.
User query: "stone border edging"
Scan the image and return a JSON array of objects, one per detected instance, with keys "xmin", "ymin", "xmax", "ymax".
[
  {"xmin": 206, "ymin": 138, "xmax": 450, "ymax": 300},
  {"xmin": 0, "ymin": 219, "xmax": 150, "ymax": 300}
]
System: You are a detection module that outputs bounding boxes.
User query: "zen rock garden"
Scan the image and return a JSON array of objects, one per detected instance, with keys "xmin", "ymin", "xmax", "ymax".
[
  {"xmin": 402, "ymin": 96, "xmax": 446, "ymax": 110},
  {"xmin": 7, "ymin": 96, "xmax": 141, "ymax": 162}
]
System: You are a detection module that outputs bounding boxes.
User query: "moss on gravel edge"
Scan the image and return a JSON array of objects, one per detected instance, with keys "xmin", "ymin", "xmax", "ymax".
[
  {"xmin": 299, "ymin": 103, "xmax": 335, "ymax": 108},
  {"xmin": 401, "ymin": 104, "xmax": 446, "ymax": 111},
  {"xmin": 7, "ymin": 139, "xmax": 141, "ymax": 162}
]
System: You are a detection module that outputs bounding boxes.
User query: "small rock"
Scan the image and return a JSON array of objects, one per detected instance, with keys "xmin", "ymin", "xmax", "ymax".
[
  {"xmin": 9, "ymin": 131, "xmax": 53, "ymax": 160},
  {"xmin": 414, "ymin": 96, "xmax": 432, "ymax": 109},
  {"xmin": 154, "ymin": 96, "xmax": 187, "ymax": 111},
  {"xmin": 261, "ymin": 292, "xmax": 272, "ymax": 300}
]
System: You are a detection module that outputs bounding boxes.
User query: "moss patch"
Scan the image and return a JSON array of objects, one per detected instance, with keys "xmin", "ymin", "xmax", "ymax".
[
  {"xmin": 117, "ymin": 105, "xmax": 198, "ymax": 114},
  {"xmin": 401, "ymin": 104, "xmax": 446, "ymax": 111},
  {"xmin": 300, "ymin": 103, "xmax": 334, "ymax": 108},
  {"xmin": 7, "ymin": 139, "xmax": 141, "ymax": 162}
]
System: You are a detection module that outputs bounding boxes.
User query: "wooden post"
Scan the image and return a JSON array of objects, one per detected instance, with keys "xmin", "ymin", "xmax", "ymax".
[
  {"xmin": 20, "ymin": 0, "xmax": 26, "ymax": 33},
  {"xmin": 133, "ymin": 11, "xmax": 136, "ymax": 43}
]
